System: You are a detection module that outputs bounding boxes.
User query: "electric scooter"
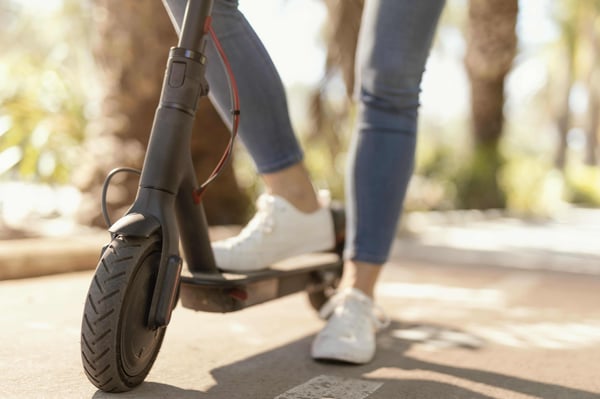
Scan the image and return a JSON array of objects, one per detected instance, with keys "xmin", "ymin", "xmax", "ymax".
[{"xmin": 80, "ymin": 0, "xmax": 344, "ymax": 393}]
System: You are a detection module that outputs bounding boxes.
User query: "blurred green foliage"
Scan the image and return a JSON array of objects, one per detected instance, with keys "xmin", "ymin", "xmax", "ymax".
[
  {"xmin": 0, "ymin": 0, "xmax": 93, "ymax": 183},
  {"xmin": 500, "ymin": 156, "xmax": 564, "ymax": 216},
  {"xmin": 565, "ymin": 164, "xmax": 600, "ymax": 206}
]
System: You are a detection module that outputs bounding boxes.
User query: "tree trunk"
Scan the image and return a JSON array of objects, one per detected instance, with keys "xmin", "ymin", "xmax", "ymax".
[
  {"xmin": 555, "ymin": 40, "xmax": 575, "ymax": 169},
  {"xmin": 322, "ymin": 0, "xmax": 364, "ymax": 96},
  {"xmin": 587, "ymin": 85, "xmax": 599, "ymax": 166},
  {"xmin": 308, "ymin": 0, "xmax": 364, "ymax": 142},
  {"xmin": 585, "ymin": 14, "xmax": 599, "ymax": 166},
  {"xmin": 305, "ymin": 0, "xmax": 364, "ymax": 198},
  {"xmin": 75, "ymin": 0, "xmax": 249, "ymax": 227},
  {"xmin": 555, "ymin": 79, "xmax": 571, "ymax": 169},
  {"xmin": 461, "ymin": 0, "xmax": 518, "ymax": 209}
]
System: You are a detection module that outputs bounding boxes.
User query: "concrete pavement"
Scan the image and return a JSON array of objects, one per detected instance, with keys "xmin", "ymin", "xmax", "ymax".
[{"xmin": 1, "ymin": 254, "xmax": 599, "ymax": 398}]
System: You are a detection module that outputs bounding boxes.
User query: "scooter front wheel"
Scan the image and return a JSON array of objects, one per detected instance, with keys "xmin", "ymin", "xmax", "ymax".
[{"xmin": 81, "ymin": 234, "xmax": 165, "ymax": 392}]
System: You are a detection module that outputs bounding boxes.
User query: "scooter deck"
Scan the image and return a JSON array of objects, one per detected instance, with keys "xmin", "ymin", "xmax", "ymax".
[{"xmin": 179, "ymin": 252, "xmax": 342, "ymax": 313}]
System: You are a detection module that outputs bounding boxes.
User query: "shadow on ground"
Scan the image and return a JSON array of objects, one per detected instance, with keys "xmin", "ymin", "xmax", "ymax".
[{"xmin": 92, "ymin": 320, "xmax": 598, "ymax": 399}]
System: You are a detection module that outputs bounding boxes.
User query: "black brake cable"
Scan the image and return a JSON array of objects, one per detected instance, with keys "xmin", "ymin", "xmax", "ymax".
[{"xmin": 101, "ymin": 167, "xmax": 141, "ymax": 227}]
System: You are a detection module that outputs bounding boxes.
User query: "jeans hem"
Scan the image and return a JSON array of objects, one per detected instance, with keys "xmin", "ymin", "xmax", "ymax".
[
  {"xmin": 255, "ymin": 152, "xmax": 304, "ymax": 174},
  {"xmin": 343, "ymin": 248, "xmax": 387, "ymax": 266}
]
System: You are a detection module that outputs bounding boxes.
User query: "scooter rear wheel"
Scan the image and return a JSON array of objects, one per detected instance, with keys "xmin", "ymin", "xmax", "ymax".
[
  {"xmin": 307, "ymin": 267, "xmax": 342, "ymax": 311},
  {"xmin": 81, "ymin": 234, "xmax": 164, "ymax": 392}
]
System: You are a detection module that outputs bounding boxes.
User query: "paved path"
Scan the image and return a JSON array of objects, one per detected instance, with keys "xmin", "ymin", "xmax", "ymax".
[
  {"xmin": 1, "ymin": 255, "xmax": 599, "ymax": 398},
  {"xmin": 398, "ymin": 207, "xmax": 600, "ymax": 275}
]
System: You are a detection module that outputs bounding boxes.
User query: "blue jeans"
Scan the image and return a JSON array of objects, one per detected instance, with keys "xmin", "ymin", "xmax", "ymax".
[{"xmin": 207, "ymin": 0, "xmax": 445, "ymax": 265}]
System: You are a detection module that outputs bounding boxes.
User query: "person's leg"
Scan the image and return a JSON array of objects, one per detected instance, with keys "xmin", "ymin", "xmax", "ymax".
[
  {"xmin": 341, "ymin": 0, "xmax": 445, "ymax": 296},
  {"xmin": 262, "ymin": 164, "xmax": 319, "ymax": 213},
  {"xmin": 337, "ymin": 260, "xmax": 383, "ymax": 298},
  {"xmin": 206, "ymin": 0, "xmax": 319, "ymax": 213},
  {"xmin": 312, "ymin": 0, "xmax": 445, "ymax": 364},
  {"xmin": 206, "ymin": 0, "xmax": 334, "ymax": 271}
]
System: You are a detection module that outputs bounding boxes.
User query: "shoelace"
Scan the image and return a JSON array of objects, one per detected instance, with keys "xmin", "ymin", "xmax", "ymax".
[
  {"xmin": 226, "ymin": 195, "xmax": 276, "ymax": 247},
  {"xmin": 319, "ymin": 288, "xmax": 391, "ymax": 331}
]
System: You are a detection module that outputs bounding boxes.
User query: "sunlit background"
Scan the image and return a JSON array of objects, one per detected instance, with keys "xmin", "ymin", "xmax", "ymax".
[{"xmin": 1, "ymin": 0, "xmax": 599, "ymax": 237}]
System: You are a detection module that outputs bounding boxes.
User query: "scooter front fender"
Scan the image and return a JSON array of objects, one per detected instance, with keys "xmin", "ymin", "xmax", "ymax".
[{"xmin": 109, "ymin": 212, "xmax": 161, "ymax": 238}]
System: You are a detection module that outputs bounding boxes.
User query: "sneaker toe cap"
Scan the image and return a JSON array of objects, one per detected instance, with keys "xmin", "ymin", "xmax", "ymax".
[
  {"xmin": 211, "ymin": 242, "xmax": 265, "ymax": 272},
  {"xmin": 311, "ymin": 332, "xmax": 374, "ymax": 364},
  {"xmin": 211, "ymin": 243, "xmax": 234, "ymax": 270}
]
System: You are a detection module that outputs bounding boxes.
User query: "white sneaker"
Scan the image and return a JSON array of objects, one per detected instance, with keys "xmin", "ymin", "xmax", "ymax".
[
  {"xmin": 311, "ymin": 288, "xmax": 389, "ymax": 364},
  {"xmin": 212, "ymin": 192, "xmax": 335, "ymax": 272}
]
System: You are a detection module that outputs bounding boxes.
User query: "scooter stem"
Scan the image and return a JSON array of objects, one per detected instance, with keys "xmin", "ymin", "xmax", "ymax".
[{"xmin": 112, "ymin": 0, "xmax": 217, "ymax": 328}]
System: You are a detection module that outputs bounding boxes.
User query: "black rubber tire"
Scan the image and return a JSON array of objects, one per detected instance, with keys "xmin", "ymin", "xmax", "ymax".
[
  {"xmin": 81, "ymin": 235, "xmax": 165, "ymax": 392},
  {"xmin": 307, "ymin": 204, "xmax": 345, "ymax": 311},
  {"xmin": 307, "ymin": 269, "xmax": 342, "ymax": 311},
  {"xmin": 308, "ymin": 289, "xmax": 331, "ymax": 312}
]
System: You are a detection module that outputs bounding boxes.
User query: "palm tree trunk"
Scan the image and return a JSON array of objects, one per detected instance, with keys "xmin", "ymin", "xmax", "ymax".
[
  {"xmin": 75, "ymin": 0, "xmax": 249, "ymax": 227},
  {"xmin": 585, "ymin": 15, "xmax": 599, "ymax": 166},
  {"xmin": 555, "ymin": 40, "xmax": 575, "ymax": 170},
  {"xmin": 461, "ymin": 0, "xmax": 518, "ymax": 209},
  {"xmin": 555, "ymin": 77, "xmax": 571, "ymax": 169}
]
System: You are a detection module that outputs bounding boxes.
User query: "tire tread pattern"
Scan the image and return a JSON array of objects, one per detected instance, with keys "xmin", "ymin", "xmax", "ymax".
[{"xmin": 80, "ymin": 235, "xmax": 161, "ymax": 393}]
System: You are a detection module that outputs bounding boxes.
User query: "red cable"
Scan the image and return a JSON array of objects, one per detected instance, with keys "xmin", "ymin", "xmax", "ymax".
[
  {"xmin": 209, "ymin": 25, "xmax": 240, "ymax": 133},
  {"xmin": 194, "ymin": 24, "xmax": 241, "ymax": 202}
]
